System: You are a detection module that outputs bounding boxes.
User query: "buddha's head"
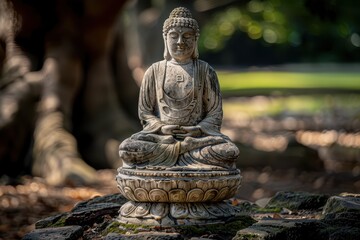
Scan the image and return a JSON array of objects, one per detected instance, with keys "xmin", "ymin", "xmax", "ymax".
[{"xmin": 163, "ymin": 7, "xmax": 199, "ymax": 62}]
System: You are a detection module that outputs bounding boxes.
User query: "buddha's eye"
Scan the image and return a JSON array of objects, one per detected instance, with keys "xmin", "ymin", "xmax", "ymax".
[
  {"xmin": 169, "ymin": 32, "xmax": 179, "ymax": 39},
  {"xmin": 183, "ymin": 32, "xmax": 195, "ymax": 39}
]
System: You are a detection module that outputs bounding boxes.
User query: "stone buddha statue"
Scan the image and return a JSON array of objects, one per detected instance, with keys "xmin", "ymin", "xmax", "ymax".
[
  {"xmin": 117, "ymin": 7, "xmax": 242, "ymax": 226},
  {"xmin": 119, "ymin": 7, "xmax": 239, "ymax": 171}
]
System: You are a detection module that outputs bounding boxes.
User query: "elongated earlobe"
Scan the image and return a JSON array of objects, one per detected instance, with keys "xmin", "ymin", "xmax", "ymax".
[
  {"xmin": 192, "ymin": 39, "xmax": 199, "ymax": 59},
  {"xmin": 163, "ymin": 36, "xmax": 171, "ymax": 60}
]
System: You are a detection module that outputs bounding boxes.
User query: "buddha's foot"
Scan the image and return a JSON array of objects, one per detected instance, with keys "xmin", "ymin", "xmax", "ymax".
[
  {"xmin": 180, "ymin": 136, "xmax": 226, "ymax": 154},
  {"xmin": 136, "ymin": 133, "xmax": 176, "ymax": 144}
]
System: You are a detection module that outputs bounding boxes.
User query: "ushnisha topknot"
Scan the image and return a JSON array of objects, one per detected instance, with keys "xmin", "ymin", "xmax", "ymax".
[{"xmin": 163, "ymin": 7, "xmax": 199, "ymax": 37}]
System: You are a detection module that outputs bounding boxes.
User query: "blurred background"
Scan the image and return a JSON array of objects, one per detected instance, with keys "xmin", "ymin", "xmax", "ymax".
[{"xmin": 1, "ymin": 0, "xmax": 360, "ymax": 238}]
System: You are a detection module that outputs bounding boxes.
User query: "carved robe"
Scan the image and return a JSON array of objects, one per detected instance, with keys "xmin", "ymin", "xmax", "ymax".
[{"xmin": 119, "ymin": 60, "xmax": 239, "ymax": 170}]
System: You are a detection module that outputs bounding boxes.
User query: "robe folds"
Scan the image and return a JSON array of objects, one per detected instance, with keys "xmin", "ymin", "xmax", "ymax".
[{"xmin": 119, "ymin": 60, "xmax": 239, "ymax": 170}]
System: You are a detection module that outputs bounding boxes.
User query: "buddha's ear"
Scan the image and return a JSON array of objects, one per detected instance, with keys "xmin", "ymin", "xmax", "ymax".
[
  {"xmin": 163, "ymin": 36, "xmax": 171, "ymax": 60},
  {"xmin": 192, "ymin": 38, "xmax": 199, "ymax": 59}
]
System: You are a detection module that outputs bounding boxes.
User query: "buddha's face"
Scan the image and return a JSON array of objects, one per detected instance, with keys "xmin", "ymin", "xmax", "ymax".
[{"xmin": 166, "ymin": 27, "xmax": 196, "ymax": 63}]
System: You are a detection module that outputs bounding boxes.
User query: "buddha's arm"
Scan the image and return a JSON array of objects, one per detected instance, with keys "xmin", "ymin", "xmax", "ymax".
[
  {"xmin": 197, "ymin": 66, "xmax": 223, "ymax": 136},
  {"xmin": 138, "ymin": 66, "xmax": 164, "ymax": 133}
]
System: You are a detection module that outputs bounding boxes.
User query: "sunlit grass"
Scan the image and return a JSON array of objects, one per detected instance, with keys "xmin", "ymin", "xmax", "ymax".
[
  {"xmin": 218, "ymin": 72, "xmax": 360, "ymax": 92},
  {"xmin": 223, "ymin": 94, "xmax": 360, "ymax": 118}
]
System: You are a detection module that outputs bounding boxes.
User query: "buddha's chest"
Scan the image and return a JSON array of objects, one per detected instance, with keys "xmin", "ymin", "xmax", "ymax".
[{"xmin": 163, "ymin": 63, "xmax": 193, "ymax": 99}]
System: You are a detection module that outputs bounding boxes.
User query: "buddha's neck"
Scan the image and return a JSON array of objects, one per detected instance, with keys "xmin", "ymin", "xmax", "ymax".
[{"xmin": 169, "ymin": 59, "xmax": 193, "ymax": 65}]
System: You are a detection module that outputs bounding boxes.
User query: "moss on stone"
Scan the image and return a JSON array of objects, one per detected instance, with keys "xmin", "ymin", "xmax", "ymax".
[
  {"xmin": 175, "ymin": 216, "xmax": 256, "ymax": 239},
  {"xmin": 50, "ymin": 215, "xmax": 68, "ymax": 227},
  {"xmin": 102, "ymin": 221, "xmax": 153, "ymax": 235},
  {"xmin": 102, "ymin": 221, "xmax": 124, "ymax": 235},
  {"xmin": 236, "ymin": 233, "xmax": 262, "ymax": 240}
]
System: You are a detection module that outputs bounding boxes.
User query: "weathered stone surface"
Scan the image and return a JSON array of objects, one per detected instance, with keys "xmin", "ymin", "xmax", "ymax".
[
  {"xmin": 321, "ymin": 196, "xmax": 360, "ymax": 240},
  {"xmin": 233, "ymin": 219, "xmax": 326, "ymax": 240},
  {"xmin": 25, "ymin": 192, "xmax": 360, "ymax": 239},
  {"xmin": 72, "ymin": 193, "xmax": 127, "ymax": 212},
  {"xmin": 265, "ymin": 191, "xmax": 329, "ymax": 210},
  {"xmin": 105, "ymin": 232, "xmax": 183, "ymax": 240},
  {"xmin": 66, "ymin": 202, "xmax": 121, "ymax": 225},
  {"xmin": 23, "ymin": 225, "xmax": 83, "ymax": 240},
  {"xmin": 322, "ymin": 195, "xmax": 360, "ymax": 216},
  {"xmin": 116, "ymin": 6, "xmax": 242, "ymax": 226},
  {"xmin": 35, "ymin": 213, "xmax": 69, "ymax": 229},
  {"xmin": 64, "ymin": 193, "xmax": 126, "ymax": 226}
]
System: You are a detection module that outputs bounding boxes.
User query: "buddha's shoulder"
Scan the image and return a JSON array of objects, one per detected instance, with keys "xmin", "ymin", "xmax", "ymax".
[
  {"xmin": 149, "ymin": 60, "xmax": 167, "ymax": 69},
  {"xmin": 196, "ymin": 59, "xmax": 216, "ymax": 73},
  {"xmin": 146, "ymin": 59, "xmax": 214, "ymax": 71}
]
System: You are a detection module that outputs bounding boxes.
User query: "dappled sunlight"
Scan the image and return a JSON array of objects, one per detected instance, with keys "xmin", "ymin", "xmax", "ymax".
[
  {"xmin": 222, "ymin": 94, "xmax": 360, "ymax": 174},
  {"xmin": 296, "ymin": 130, "xmax": 360, "ymax": 149}
]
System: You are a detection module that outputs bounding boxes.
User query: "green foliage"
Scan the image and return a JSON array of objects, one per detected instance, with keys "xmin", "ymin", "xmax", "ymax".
[{"xmin": 198, "ymin": 0, "xmax": 360, "ymax": 61}]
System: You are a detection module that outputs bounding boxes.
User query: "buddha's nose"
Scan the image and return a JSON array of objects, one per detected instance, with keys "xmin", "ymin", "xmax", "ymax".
[{"xmin": 177, "ymin": 36, "xmax": 184, "ymax": 45}]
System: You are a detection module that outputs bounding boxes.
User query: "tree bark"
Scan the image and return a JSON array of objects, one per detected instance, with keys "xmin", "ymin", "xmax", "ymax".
[{"xmin": 0, "ymin": 0, "xmax": 140, "ymax": 185}]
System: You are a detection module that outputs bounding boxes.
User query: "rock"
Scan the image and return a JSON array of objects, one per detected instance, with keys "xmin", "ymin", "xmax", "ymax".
[
  {"xmin": 23, "ymin": 225, "xmax": 83, "ymax": 240},
  {"xmin": 72, "ymin": 193, "xmax": 127, "ymax": 212},
  {"xmin": 66, "ymin": 202, "xmax": 121, "ymax": 225},
  {"xmin": 321, "ymin": 195, "xmax": 360, "ymax": 239},
  {"xmin": 233, "ymin": 219, "xmax": 326, "ymax": 240},
  {"xmin": 66, "ymin": 194, "xmax": 125, "ymax": 226},
  {"xmin": 322, "ymin": 195, "xmax": 360, "ymax": 216},
  {"xmin": 265, "ymin": 191, "xmax": 329, "ymax": 210},
  {"xmin": 35, "ymin": 194, "xmax": 126, "ymax": 228},
  {"xmin": 23, "ymin": 191, "xmax": 360, "ymax": 239},
  {"xmin": 104, "ymin": 232, "xmax": 183, "ymax": 240},
  {"xmin": 35, "ymin": 213, "xmax": 69, "ymax": 229}
]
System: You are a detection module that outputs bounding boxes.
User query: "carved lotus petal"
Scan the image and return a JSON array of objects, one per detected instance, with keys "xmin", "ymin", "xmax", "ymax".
[
  {"xmin": 218, "ymin": 202, "xmax": 235, "ymax": 216},
  {"xmin": 170, "ymin": 203, "xmax": 189, "ymax": 218},
  {"xmin": 127, "ymin": 179, "xmax": 137, "ymax": 190},
  {"xmin": 171, "ymin": 180, "xmax": 177, "ymax": 189},
  {"xmin": 219, "ymin": 179, "xmax": 227, "ymax": 189},
  {"xmin": 144, "ymin": 180, "xmax": 152, "ymax": 192},
  {"xmin": 188, "ymin": 203, "xmax": 209, "ymax": 219},
  {"xmin": 203, "ymin": 189, "xmax": 218, "ymax": 202},
  {"xmin": 117, "ymin": 185, "xmax": 126, "ymax": 196},
  {"xmin": 134, "ymin": 188, "xmax": 149, "ymax": 202},
  {"xmin": 236, "ymin": 178, "xmax": 242, "ymax": 187},
  {"xmin": 189, "ymin": 180, "xmax": 196, "ymax": 189},
  {"xmin": 120, "ymin": 201, "xmax": 138, "ymax": 216},
  {"xmin": 158, "ymin": 180, "xmax": 172, "ymax": 192},
  {"xmin": 150, "ymin": 203, "xmax": 169, "ymax": 220},
  {"xmin": 178, "ymin": 180, "xmax": 190, "ymax": 192},
  {"xmin": 149, "ymin": 189, "xmax": 169, "ymax": 202},
  {"xmin": 134, "ymin": 203, "xmax": 151, "ymax": 216},
  {"xmin": 213, "ymin": 187, "xmax": 229, "ymax": 202},
  {"xmin": 196, "ymin": 180, "xmax": 209, "ymax": 191},
  {"xmin": 124, "ymin": 187, "xmax": 137, "ymax": 201},
  {"xmin": 203, "ymin": 203, "xmax": 225, "ymax": 217},
  {"xmin": 169, "ymin": 189, "xmax": 187, "ymax": 202},
  {"xmin": 212, "ymin": 180, "xmax": 220, "ymax": 189},
  {"xmin": 187, "ymin": 188, "xmax": 204, "ymax": 202},
  {"xmin": 151, "ymin": 181, "xmax": 157, "ymax": 189},
  {"xmin": 228, "ymin": 186, "xmax": 239, "ymax": 198}
]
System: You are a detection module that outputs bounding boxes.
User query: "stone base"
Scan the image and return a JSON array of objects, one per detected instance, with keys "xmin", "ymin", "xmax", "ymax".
[
  {"xmin": 118, "ymin": 201, "xmax": 241, "ymax": 226},
  {"xmin": 116, "ymin": 168, "xmax": 242, "ymax": 203}
]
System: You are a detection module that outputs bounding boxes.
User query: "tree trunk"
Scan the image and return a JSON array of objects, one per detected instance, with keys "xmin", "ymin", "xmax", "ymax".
[{"xmin": 0, "ymin": 0, "xmax": 140, "ymax": 185}]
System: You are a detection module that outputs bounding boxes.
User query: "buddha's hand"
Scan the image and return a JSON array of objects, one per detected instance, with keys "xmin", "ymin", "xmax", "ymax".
[
  {"xmin": 177, "ymin": 126, "xmax": 202, "ymax": 138},
  {"xmin": 160, "ymin": 125, "xmax": 182, "ymax": 135}
]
